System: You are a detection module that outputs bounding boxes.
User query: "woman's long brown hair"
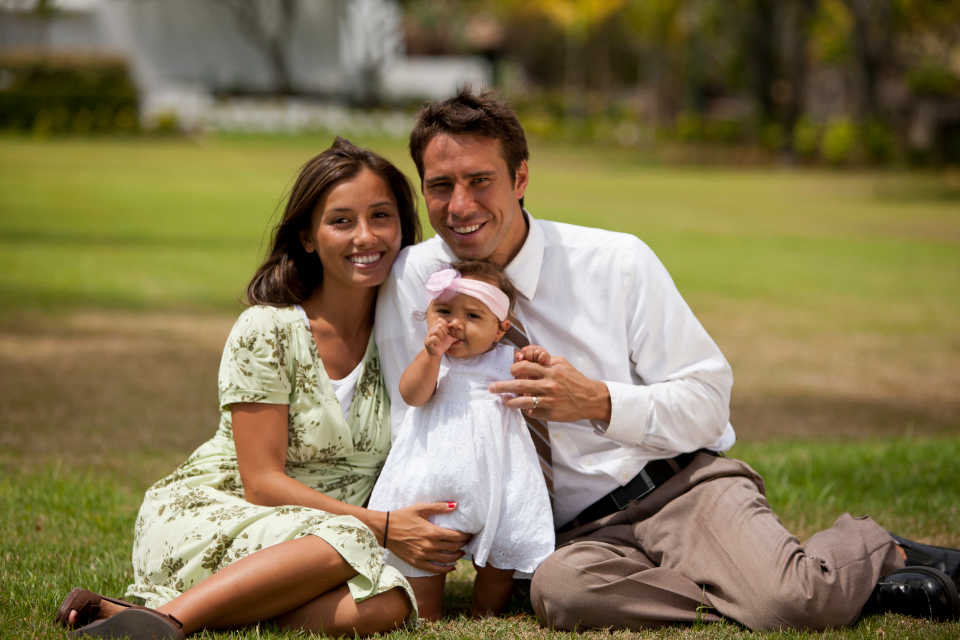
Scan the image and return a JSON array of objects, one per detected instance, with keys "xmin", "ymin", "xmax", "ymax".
[{"xmin": 246, "ymin": 137, "xmax": 420, "ymax": 306}]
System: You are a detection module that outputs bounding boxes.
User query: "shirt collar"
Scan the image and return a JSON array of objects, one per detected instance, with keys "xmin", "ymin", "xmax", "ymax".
[
  {"xmin": 434, "ymin": 209, "xmax": 544, "ymax": 301},
  {"xmin": 503, "ymin": 209, "xmax": 543, "ymax": 301}
]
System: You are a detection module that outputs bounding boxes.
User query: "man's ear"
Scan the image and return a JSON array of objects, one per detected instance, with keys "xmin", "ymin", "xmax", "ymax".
[{"xmin": 513, "ymin": 160, "xmax": 529, "ymax": 200}]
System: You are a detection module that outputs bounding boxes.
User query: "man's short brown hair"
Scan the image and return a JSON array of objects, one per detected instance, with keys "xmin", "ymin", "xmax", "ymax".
[{"xmin": 409, "ymin": 87, "xmax": 529, "ymax": 184}]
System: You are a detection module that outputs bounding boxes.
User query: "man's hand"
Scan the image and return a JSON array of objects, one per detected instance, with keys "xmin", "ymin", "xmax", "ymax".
[
  {"xmin": 384, "ymin": 502, "xmax": 472, "ymax": 573},
  {"xmin": 490, "ymin": 345, "xmax": 612, "ymax": 424},
  {"xmin": 424, "ymin": 318, "xmax": 457, "ymax": 357}
]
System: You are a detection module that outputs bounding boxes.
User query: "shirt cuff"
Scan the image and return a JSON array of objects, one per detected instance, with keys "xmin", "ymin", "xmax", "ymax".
[{"xmin": 599, "ymin": 379, "xmax": 652, "ymax": 444}]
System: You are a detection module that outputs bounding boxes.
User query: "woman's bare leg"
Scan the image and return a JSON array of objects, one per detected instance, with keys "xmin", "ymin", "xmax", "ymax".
[
  {"xmin": 407, "ymin": 574, "xmax": 445, "ymax": 621},
  {"xmin": 471, "ymin": 565, "xmax": 515, "ymax": 617},
  {"xmin": 68, "ymin": 536, "xmax": 357, "ymax": 632},
  {"xmin": 274, "ymin": 585, "xmax": 411, "ymax": 636},
  {"xmin": 147, "ymin": 536, "xmax": 354, "ymax": 633}
]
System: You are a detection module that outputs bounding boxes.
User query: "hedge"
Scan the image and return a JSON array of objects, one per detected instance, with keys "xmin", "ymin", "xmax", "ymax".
[{"xmin": 0, "ymin": 52, "xmax": 140, "ymax": 134}]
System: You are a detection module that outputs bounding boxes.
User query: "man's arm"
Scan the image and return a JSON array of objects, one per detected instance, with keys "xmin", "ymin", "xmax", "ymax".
[{"xmin": 492, "ymin": 238, "xmax": 733, "ymax": 455}]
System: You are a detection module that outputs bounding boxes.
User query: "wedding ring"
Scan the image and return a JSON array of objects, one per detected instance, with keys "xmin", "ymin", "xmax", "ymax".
[{"xmin": 531, "ymin": 396, "xmax": 540, "ymax": 409}]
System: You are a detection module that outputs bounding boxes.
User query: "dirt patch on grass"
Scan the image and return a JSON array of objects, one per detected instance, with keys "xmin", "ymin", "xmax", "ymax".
[
  {"xmin": 0, "ymin": 310, "xmax": 232, "ymax": 485},
  {"xmin": 1, "ymin": 308, "xmax": 956, "ymax": 484}
]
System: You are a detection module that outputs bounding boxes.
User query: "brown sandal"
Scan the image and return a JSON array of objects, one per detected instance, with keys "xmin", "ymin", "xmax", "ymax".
[
  {"xmin": 69, "ymin": 608, "xmax": 185, "ymax": 639},
  {"xmin": 56, "ymin": 588, "xmax": 141, "ymax": 629}
]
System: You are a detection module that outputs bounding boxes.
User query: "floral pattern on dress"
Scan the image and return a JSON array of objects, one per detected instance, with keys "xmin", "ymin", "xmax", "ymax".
[{"xmin": 125, "ymin": 305, "xmax": 413, "ymax": 618}]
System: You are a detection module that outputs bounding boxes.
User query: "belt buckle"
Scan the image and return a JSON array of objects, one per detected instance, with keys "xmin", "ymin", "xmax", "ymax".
[{"xmin": 611, "ymin": 467, "xmax": 656, "ymax": 510}]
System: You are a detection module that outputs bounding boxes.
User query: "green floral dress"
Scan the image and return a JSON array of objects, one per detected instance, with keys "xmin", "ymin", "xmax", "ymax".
[{"xmin": 125, "ymin": 305, "xmax": 414, "ymax": 616}]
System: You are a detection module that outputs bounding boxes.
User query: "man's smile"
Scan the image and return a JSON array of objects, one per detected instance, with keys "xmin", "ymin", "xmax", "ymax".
[{"xmin": 451, "ymin": 222, "xmax": 484, "ymax": 235}]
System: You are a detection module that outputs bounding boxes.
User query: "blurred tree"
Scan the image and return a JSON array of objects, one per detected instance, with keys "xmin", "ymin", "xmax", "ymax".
[
  {"xmin": 339, "ymin": 0, "xmax": 403, "ymax": 106},
  {"xmin": 501, "ymin": 0, "xmax": 627, "ymax": 119},
  {"xmin": 841, "ymin": 0, "xmax": 894, "ymax": 119},
  {"xmin": 214, "ymin": 0, "xmax": 298, "ymax": 95}
]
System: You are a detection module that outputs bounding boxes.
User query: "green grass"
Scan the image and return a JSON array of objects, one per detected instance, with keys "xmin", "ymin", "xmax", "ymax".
[
  {"xmin": 3, "ymin": 441, "xmax": 958, "ymax": 639},
  {"xmin": 2, "ymin": 136, "xmax": 958, "ymax": 332},
  {"xmin": 1, "ymin": 134, "xmax": 959, "ymax": 638}
]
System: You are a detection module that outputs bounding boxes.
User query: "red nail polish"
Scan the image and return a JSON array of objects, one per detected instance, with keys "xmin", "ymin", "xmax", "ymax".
[{"xmin": 447, "ymin": 501, "xmax": 457, "ymax": 509}]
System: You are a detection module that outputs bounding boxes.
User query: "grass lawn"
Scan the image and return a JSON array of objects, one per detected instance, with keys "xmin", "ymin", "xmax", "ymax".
[{"xmin": 1, "ymin": 133, "xmax": 958, "ymax": 639}]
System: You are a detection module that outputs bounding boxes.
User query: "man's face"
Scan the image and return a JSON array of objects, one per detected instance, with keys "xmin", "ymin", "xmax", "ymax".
[{"xmin": 421, "ymin": 133, "xmax": 528, "ymax": 266}]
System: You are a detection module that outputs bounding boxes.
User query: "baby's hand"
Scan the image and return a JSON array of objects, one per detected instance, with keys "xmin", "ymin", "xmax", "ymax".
[
  {"xmin": 425, "ymin": 318, "xmax": 457, "ymax": 357},
  {"xmin": 515, "ymin": 344, "xmax": 551, "ymax": 366}
]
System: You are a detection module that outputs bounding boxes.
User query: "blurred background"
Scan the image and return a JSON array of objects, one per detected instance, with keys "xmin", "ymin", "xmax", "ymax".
[{"xmin": 2, "ymin": 0, "xmax": 959, "ymax": 164}]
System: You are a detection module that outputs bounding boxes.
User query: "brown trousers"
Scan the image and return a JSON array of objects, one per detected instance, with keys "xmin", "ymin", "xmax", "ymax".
[{"xmin": 530, "ymin": 453, "xmax": 903, "ymax": 631}]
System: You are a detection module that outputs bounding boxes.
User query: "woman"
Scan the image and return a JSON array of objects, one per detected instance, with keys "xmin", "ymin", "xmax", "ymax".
[{"xmin": 56, "ymin": 138, "xmax": 470, "ymax": 639}]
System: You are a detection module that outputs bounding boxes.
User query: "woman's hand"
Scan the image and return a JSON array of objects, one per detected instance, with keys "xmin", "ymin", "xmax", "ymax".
[{"xmin": 384, "ymin": 502, "xmax": 472, "ymax": 573}]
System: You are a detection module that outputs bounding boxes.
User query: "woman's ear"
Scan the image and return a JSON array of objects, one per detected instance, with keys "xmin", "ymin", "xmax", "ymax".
[{"xmin": 300, "ymin": 229, "xmax": 315, "ymax": 254}]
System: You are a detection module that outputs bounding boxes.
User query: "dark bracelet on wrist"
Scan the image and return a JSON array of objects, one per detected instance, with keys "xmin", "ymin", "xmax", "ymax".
[{"xmin": 383, "ymin": 511, "xmax": 390, "ymax": 549}]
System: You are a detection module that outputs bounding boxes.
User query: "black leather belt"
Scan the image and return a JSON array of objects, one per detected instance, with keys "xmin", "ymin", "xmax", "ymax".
[{"xmin": 558, "ymin": 449, "xmax": 717, "ymax": 533}]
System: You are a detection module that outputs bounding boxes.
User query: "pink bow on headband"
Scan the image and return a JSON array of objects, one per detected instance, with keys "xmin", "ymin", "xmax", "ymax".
[{"xmin": 424, "ymin": 268, "xmax": 509, "ymax": 321}]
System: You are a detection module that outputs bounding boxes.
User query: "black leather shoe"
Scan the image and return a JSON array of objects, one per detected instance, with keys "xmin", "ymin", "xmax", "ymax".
[
  {"xmin": 863, "ymin": 566, "xmax": 960, "ymax": 621},
  {"xmin": 890, "ymin": 533, "xmax": 960, "ymax": 583}
]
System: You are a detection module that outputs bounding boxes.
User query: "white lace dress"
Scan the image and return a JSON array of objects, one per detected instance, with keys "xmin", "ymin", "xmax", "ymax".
[{"xmin": 368, "ymin": 343, "xmax": 555, "ymax": 578}]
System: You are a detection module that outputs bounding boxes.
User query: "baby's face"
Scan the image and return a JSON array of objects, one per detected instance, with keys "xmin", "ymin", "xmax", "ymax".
[{"xmin": 426, "ymin": 289, "xmax": 506, "ymax": 358}]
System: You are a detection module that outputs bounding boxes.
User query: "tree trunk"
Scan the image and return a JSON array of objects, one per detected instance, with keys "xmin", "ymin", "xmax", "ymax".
[
  {"xmin": 844, "ymin": 0, "xmax": 892, "ymax": 120},
  {"xmin": 745, "ymin": 0, "xmax": 777, "ymax": 122},
  {"xmin": 784, "ymin": 0, "xmax": 815, "ymax": 143}
]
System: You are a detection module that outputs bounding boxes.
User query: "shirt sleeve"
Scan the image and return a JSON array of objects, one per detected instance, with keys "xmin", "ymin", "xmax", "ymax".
[
  {"xmin": 218, "ymin": 306, "xmax": 292, "ymax": 408},
  {"xmin": 600, "ymin": 239, "xmax": 734, "ymax": 454}
]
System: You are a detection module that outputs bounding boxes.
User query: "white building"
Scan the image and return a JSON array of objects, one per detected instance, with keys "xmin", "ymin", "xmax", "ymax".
[{"xmin": 0, "ymin": 0, "xmax": 491, "ymax": 130}]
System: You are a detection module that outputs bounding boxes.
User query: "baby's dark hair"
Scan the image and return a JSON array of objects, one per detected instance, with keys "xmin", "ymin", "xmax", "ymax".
[{"xmin": 449, "ymin": 260, "xmax": 517, "ymax": 318}]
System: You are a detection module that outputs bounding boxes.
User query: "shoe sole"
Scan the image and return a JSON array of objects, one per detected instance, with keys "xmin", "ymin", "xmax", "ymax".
[{"xmin": 69, "ymin": 608, "xmax": 183, "ymax": 639}]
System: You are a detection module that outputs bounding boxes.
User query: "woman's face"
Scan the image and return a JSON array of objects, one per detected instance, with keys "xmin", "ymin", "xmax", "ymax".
[{"xmin": 302, "ymin": 168, "xmax": 402, "ymax": 291}]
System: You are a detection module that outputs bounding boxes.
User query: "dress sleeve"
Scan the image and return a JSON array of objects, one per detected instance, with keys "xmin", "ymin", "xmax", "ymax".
[{"xmin": 218, "ymin": 306, "xmax": 292, "ymax": 408}]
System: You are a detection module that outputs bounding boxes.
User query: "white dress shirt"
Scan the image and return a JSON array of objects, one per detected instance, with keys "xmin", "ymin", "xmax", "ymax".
[{"xmin": 375, "ymin": 212, "xmax": 736, "ymax": 527}]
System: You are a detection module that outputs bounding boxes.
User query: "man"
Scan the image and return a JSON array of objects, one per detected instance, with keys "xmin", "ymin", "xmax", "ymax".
[{"xmin": 375, "ymin": 88, "xmax": 960, "ymax": 630}]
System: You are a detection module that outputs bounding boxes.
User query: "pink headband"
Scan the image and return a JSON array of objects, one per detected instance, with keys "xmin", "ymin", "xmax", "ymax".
[{"xmin": 424, "ymin": 268, "xmax": 509, "ymax": 321}]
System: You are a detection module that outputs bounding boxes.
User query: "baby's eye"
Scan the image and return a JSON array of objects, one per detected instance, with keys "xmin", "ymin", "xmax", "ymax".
[
  {"xmin": 468, "ymin": 312, "xmax": 482, "ymax": 319},
  {"xmin": 435, "ymin": 308, "xmax": 450, "ymax": 315}
]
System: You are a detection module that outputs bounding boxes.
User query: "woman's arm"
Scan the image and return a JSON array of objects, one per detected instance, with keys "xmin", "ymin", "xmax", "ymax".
[{"xmin": 232, "ymin": 402, "xmax": 471, "ymax": 572}]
